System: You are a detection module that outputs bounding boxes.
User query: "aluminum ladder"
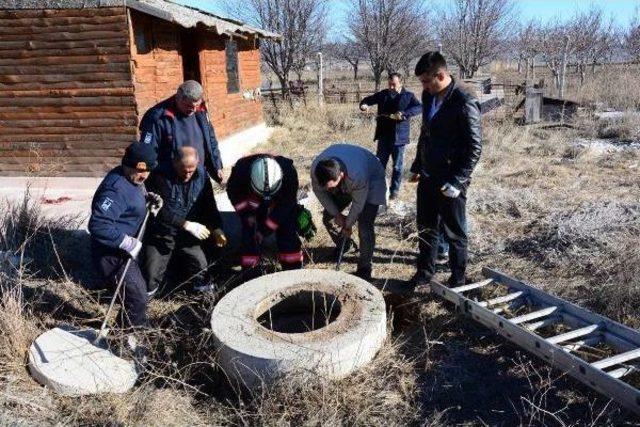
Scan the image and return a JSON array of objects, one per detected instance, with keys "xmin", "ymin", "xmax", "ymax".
[{"xmin": 430, "ymin": 267, "xmax": 640, "ymax": 415}]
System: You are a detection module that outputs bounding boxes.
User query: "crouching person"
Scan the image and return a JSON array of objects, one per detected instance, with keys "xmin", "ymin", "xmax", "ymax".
[
  {"xmin": 142, "ymin": 146, "xmax": 227, "ymax": 295},
  {"xmin": 227, "ymin": 154, "xmax": 302, "ymax": 275},
  {"xmin": 88, "ymin": 143, "xmax": 159, "ymax": 328},
  {"xmin": 311, "ymin": 143, "xmax": 387, "ymax": 281}
]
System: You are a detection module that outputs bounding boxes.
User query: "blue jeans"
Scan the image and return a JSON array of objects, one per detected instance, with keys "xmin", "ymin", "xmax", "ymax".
[{"xmin": 376, "ymin": 142, "xmax": 406, "ymax": 195}]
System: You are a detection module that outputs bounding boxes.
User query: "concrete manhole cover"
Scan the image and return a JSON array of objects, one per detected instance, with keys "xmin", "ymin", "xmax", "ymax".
[{"xmin": 211, "ymin": 269, "xmax": 387, "ymax": 386}]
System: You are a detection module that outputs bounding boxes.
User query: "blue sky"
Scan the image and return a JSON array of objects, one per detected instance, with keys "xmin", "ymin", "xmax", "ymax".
[{"xmin": 176, "ymin": 0, "xmax": 639, "ymax": 36}]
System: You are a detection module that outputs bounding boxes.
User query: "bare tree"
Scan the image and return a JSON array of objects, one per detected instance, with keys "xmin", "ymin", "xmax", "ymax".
[
  {"xmin": 624, "ymin": 7, "xmax": 640, "ymax": 62},
  {"xmin": 572, "ymin": 7, "xmax": 617, "ymax": 85},
  {"xmin": 347, "ymin": 0, "xmax": 429, "ymax": 91},
  {"xmin": 437, "ymin": 0, "xmax": 516, "ymax": 79},
  {"xmin": 538, "ymin": 19, "xmax": 576, "ymax": 99},
  {"xmin": 225, "ymin": 0, "xmax": 327, "ymax": 95},
  {"xmin": 514, "ymin": 20, "xmax": 542, "ymax": 81},
  {"xmin": 325, "ymin": 38, "xmax": 367, "ymax": 80}
]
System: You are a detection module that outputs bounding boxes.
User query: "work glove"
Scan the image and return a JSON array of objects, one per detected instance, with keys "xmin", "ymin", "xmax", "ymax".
[
  {"xmin": 212, "ymin": 228, "xmax": 228, "ymax": 247},
  {"xmin": 441, "ymin": 183, "xmax": 461, "ymax": 198},
  {"xmin": 119, "ymin": 235, "xmax": 142, "ymax": 259},
  {"xmin": 296, "ymin": 205, "xmax": 317, "ymax": 241},
  {"xmin": 184, "ymin": 221, "xmax": 210, "ymax": 240},
  {"xmin": 389, "ymin": 112, "xmax": 404, "ymax": 121},
  {"xmin": 359, "ymin": 104, "xmax": 369, "ymax": 112},
  {"xmin": 146, "ymin": 192, "xmax": 163, "ymax": 216}
]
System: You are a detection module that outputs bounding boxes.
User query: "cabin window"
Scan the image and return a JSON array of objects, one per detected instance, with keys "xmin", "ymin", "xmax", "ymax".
[
  {"xmin": 226, "ymin": 39, "xmax": 240, "ymax": 94},
  {"xmin": 134, "ymin": 23, "xmax": 152, "ymax": 55}
]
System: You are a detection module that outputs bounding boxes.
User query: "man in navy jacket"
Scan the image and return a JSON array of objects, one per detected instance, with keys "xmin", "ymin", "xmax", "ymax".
[
  {"xmin": 359, "ymin": 73, "xmax": 422, "ymax": 199},
  {"xmin": 89, "ymin": 143, "xmax": 159, "ymax": 328},
  {"xmin": 138, "ymin": 80, "xmax": 224, "ymax": 184}
]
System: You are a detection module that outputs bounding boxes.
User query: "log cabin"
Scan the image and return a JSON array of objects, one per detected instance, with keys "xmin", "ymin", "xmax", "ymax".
[{"xmin": 0, "ymin": 0, "xmax": 279, "ymax": 176}]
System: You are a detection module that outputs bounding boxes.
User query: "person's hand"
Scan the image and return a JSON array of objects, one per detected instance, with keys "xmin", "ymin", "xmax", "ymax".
[
  {"xmin": 216, "ymin": 169, "xmax": 225, "ymax": 184},
  {"xmin": 119, "ymin": 235, "xmax": 142, "ymax": 259},
  {"xmin": 359, "ymin": 104, "xmax": 369, "ymax": 112},
  {"xmin": 341, "ymin": 226, "xmax": 353, "ymax": 237},
  {"xmin": 409, "ymin": 173, "xmax": 420, "ymax": 183},
  {"xmin": 212, "ymin": 228, "xmax": 227, "ymax": 247},
  {"xmin": 441, "ymin": 183, "xmax": 461, "ymax": 198},
  {"xmin": 184, "ymin": 221, "xmax": 211, "ymax": 240},
  {"xmin": 334, "ymin": 213, "xmax": 347, "ymax": 229},
  {"xmin": 389, "ymin": 112, "xmax": 404, "ymax": 121},
  {"xmin": 146, "ymin": 192, "xmax": 163, "ymax": 216},
  {"xmin": 254, "ymin": 231, "xmax": 264, "ymax": 245}
]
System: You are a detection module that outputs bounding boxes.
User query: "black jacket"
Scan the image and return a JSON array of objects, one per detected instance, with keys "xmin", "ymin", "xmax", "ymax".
[
  {"xmin": 410, "ymin": 79, "xmax": 482, "ymax": 188},
  {"xmin": 139, "ymin": 96, "xmax": 223, "ymax": 182},
  {"xmin": 145, "ymin": 163, "xmax": 222, "ymax": 237},
  {"xmin": 227, "ymin": 154, "xmax": 298, "ymax": 233},
  {"xmin": 359, "ymin": 88, "xmax": 422, "ymax": 146}
]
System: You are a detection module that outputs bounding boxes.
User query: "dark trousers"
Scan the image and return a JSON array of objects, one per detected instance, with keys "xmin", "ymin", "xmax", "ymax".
[
  {"xmin": 322, "ymin": 193, "xmax": 379, "ymax": 273},
  {"xmin": 241, "ymin": 217, "xmax": 302, "ymax": 270},
  {"xmin": 416, "ymin": 177, "xmax": 468, "ymax": 285},
  {"xmin": 92, "ymin": 247, "xmax": 148, "ymax": 328},
  {"xmin": 376, "ymin": 141, "xmax": 406, "ymax": 195},
  {"xmin": 142, "ymin": 232, "xmax": 209, "ymax": 294}
]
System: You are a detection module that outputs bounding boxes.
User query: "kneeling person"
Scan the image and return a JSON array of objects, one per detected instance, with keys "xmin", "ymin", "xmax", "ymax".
[
  {"xmin": 311, "ymin": 143, "xmax": 387, "ymax": 281},
  {"xmin": 227, "ymin": 154, "xmax": 302, "ymax": 273},
  {"xmin": 89, "ymin": 143, "xmax": 158, "ymax": 328},
  {"xmin": 143, "ymin": 146, "xmax": 226, "ymax": 295}
]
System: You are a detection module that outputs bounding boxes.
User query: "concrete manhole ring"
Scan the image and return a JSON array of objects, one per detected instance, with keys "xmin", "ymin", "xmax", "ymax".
[{"xmin": 211, "ymin": 269, "xmax": 387, "ymax": 386}]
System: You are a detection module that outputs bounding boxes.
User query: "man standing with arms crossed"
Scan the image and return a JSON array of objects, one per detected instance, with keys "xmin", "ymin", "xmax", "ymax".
[{"xmin": 409, "ymin": 52, "xmax": 482, "ymax": 289}]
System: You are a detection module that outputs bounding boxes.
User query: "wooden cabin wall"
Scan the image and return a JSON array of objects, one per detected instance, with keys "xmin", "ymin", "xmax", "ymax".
[
  {"xmin": 129, "ymin": 10, "xmax": 184, "ymax": 118},
  {"xmin": 0, "ymin": 7, "xmax": 137, "ymax": 176},
  {"xmin": 199, "ymin": 36, "xmax": 264, "ymax": 139}
]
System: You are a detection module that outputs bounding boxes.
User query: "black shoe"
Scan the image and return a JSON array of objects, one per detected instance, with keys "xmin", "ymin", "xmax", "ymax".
[
  {"xmin": 354, "ymin": 268, "xmax": 372, "ymax": 282},
  {"xmin": 446, "ymin": 276, "xmax": 466, "ymax": 288},
  {"xmin": 411, "ymin": 272, "xmax": 432, "ymax": 288},
  {"xmin": 435, "ymin": 253, "xmax": 449, "ymax": 265}
]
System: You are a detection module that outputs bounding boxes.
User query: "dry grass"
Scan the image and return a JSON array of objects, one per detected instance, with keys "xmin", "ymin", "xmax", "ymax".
[{"xmin": 1, "ymin": 85, "xmax": 640, "ymax": 424}]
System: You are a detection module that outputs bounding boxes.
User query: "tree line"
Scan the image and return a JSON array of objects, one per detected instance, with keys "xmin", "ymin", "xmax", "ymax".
[{"xmin": 225, "ymin": 0, "xmax": 640, "ymax": 97}]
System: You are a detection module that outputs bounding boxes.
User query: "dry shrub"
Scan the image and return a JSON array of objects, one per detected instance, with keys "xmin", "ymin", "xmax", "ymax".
[
  {"xmin": 0, "ymin": 285, "xmax": 40, "ymax": 378},
  {"xmin": 217, "ymin": 337, "xmax": 423, "ymax": 426},
  {"xmin": 595, "ymin": 112, "xmax": 640, "ymax": 141}
]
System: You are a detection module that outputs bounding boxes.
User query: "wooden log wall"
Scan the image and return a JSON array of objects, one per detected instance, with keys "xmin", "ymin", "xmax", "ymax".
[
  {"xmin": 200, "ymin": 36, "xmax": 264, "ymax": 139},
  {"xmin": 129, "ymin": 10, "xmax": 184, "ymax": 121},
  {"xmin": 0, "ymin": 7, "xmax": 137, "ymax": 176}
]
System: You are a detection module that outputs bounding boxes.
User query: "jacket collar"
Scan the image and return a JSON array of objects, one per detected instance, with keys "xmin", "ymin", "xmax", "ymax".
[{"xmin": 164, "ymin": 96, "xmax": 208, "ymax": 119}]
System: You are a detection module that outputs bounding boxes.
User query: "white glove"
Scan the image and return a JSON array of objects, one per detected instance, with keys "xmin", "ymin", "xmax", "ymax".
[
  {"xmin": 146, "ymin": 192, "xmax": 163, "ymax": 216},
  {"xmin": 441, "ymin": 183, "xmax": 461, "ymax": 198},
  {"xmin": 184, "ymin": 221, "xmax": 210, "ymax": 240},
  {"xmin": 359, "ymin": 104, "xmax": 369, "ymax": 112},
  {"xmin": 119, "ymin": 235, "xmax": 143, "ymax": 259}
]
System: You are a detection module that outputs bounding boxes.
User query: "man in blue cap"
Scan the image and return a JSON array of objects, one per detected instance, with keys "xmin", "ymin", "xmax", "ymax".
[{"xmin": 89, "ymin": 142, "xmax": 162, "ymax": 329}]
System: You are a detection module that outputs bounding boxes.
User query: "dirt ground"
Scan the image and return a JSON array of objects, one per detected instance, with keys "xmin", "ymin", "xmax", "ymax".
[{"xmin": 1, "ymin": 94, "xmax": 639, "ymax": 425}]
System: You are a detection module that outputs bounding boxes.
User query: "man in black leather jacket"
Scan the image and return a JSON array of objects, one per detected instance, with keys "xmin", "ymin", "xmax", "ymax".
[{"xmin": 409, "ymin": 51, "xmax": 482, "ymax": 288}]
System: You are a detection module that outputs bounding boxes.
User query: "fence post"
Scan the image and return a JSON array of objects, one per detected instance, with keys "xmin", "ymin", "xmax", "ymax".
[{"xmin": 317, "ymin": 52, "xmax": 324, "ymax": 106}]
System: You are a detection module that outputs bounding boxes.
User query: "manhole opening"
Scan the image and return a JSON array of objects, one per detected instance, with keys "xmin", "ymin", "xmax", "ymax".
[{"xmin": 257, "ymin": 290, "xmax": 342, "ymax": 334}]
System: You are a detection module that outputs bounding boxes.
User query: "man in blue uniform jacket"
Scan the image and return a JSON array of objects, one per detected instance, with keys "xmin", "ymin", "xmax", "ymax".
[
  {"xmin": 359, "ymin": 73, "xmax": 422, "ymax": 199},
  {"xmin": 142, "ymin": 146, "xmax": 227, "ymax": 296},
  {"xmin": 138, "ymin": 80, "xmax": 225, "ymax": 184},
  {"xmin": 89, "ymin": 143, "xmax": 161, "ymax": 328}
]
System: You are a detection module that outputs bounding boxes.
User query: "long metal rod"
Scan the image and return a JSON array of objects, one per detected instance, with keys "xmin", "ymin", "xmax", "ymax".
[
  {"xmin": 94, "ymin": 208, "xmax": 150, "ymax": 344},
  {"xmin": 335, "ymin": 236, "xmax": 347, "ymax": 271},
  {"xmin": 431, "ymin": 269, "xmax": 640, "ymax": 415}
]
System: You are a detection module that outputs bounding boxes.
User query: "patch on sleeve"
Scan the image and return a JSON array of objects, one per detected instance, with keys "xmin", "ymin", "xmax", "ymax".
[
  {"xmin": 143, "ymin": 132, "xmax": 152, "ymax": 144},
  {"xmin": 100, "ymin": 197, "xmax": 114, "ymax": 212}
]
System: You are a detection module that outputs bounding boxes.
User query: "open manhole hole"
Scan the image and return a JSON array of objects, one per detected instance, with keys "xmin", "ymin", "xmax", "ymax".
[{"xmin": 256, "ymin": 290, "xmax": 342, "ymax": 333}]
